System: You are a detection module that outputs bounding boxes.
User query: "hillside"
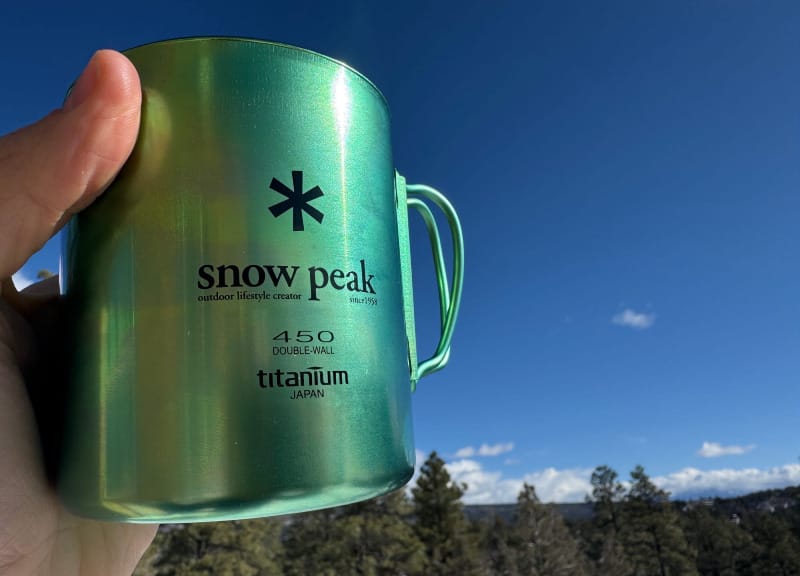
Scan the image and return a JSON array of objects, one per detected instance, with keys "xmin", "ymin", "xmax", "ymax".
[{"xmin": 465, "ymin": 484, "xmax": 800, "ymax": 524}]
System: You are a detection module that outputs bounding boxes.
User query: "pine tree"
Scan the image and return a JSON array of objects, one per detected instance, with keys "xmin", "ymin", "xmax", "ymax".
[
  {"xmin": 411, "ymin": 451, "xmax": 481, "ymax": 575},
  {"xmin": 281, "ymin": 507, "xmax": 341, "ymax": 576},
  {"xmin": 682, "ymin": 505, "xmax": 757, "ymax": 576},
  {"xmin": 621, "ymin": 465, "xmax": 698, "ymax": 576},
  {"xmin": 586, "ymin": 465, "xmax": 632, "ymax": 576},
  {"xmin": 347, "ymin": 490, "xmax": 427, "ymax": 575},
  {"xmin": 747, "ymin": 511, "xmax": 800, "ymax": 576},
  {"xmin": 135, "ymin": 518, "xmax": 284, "ymax": 576},
  {"xmin": 594, "ymin": 534, "xmax": 633, "ymax": 576},
  {"xmin": 591, "ymin": 465, "xmax": 627, "ymax": 534},
  {"xmin": 281, "ymin": 491, "xmax": 427, "ymax": 576},
  {"xmin": 511, "ymin": 483, "xmax": 588, "ymax": 576},
  {"xmin": 479, "ymin": 516, "xmax": 519, "ymax": 576}
]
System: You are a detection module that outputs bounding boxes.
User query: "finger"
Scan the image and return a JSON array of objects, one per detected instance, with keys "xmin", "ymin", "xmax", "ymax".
[
  {"xmin": 20, "ymin": 274, "xmax": 59, "ymax": 298},
  {"xmin": 0, "ymin": 288, "xmax": 35, "ymax": 368},
  {"xmin": 0, "ymin": 49, "xmax": 141, "ymax": 281},
  {"xmin": 2, "ymin": 275, "xmax": 60, "ymax": 319}
]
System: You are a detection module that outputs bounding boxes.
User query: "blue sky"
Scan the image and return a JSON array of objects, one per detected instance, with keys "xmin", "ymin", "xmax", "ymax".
[{"xmin": 3, "ymin": 1, "xmax": 799, "ymax": 503}]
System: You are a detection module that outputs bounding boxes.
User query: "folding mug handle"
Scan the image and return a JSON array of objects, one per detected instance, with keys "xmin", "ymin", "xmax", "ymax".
[{"xmin": 395, "ymin": 172, "xmax": 465, "ymax": 391}]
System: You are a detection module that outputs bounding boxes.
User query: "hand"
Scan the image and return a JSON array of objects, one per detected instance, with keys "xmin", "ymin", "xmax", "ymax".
[{"xmin": 0, "ymin": 50, "xmax": 157, "ymax": 576}]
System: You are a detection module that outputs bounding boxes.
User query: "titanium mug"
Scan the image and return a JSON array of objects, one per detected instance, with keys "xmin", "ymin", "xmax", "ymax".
[{"xmin": 59, "ymin": 37, "xmax": 464, "ymax": 522}]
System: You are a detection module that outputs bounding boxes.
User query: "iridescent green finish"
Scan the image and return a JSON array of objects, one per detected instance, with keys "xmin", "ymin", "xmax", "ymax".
[{"xmin": 59, "ymin": 38, "xmax": 463, "ymax": 523}]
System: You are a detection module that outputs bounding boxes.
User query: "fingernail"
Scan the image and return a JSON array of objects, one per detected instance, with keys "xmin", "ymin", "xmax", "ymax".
[{"xmin": 64, "ymin": 53, "xmax": 98, "ymax": 111}]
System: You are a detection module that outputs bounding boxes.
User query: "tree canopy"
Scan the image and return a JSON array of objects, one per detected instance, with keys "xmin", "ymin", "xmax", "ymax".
[{"xmin": 134, "ymin": 456, "xmax": 800, "ymax": 576}]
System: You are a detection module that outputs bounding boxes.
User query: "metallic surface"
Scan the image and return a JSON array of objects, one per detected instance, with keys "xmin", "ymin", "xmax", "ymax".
[{"xmin": 59, "ymin": 38, "xmax": 463, "ymax": 522}]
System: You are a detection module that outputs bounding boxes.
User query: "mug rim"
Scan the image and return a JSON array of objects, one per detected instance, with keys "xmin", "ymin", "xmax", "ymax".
[{"xmin": 122, "ymin": 36, "xmax": 389, "ymax": 108}]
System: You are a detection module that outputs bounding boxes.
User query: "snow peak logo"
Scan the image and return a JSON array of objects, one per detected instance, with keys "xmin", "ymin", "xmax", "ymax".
[
  {"xmin": 196, "ymin": 260, "xmax": 376, "ymax": 301},
  {"xmin": 268, "ymin": 170, "xmax": 324, "ymax": 232}
]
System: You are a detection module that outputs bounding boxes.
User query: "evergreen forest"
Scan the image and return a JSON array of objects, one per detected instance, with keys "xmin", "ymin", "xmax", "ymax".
[{"xmin": 134, "ymin": 451, "xmax": 800, "ymax": 575}]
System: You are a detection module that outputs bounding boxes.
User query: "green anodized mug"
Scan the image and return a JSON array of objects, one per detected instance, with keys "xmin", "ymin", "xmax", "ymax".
[{"xmin": 59, "ymin": 37, "xmax": 464, "ymax": 522}]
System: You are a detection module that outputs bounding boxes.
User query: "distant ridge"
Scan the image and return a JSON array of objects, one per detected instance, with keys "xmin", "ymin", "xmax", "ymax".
[
  {"xmin": 464, "ymin": 484, "xmax": 800, "ymax": 523},
  {"xmin": 464, "ymin": 502, "xmax": 593, "ymax": 523}
]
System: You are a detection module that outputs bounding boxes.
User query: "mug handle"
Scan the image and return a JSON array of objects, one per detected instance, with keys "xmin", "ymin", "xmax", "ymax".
[{"xmin": 395, "ymin": 172, "xmax": 465, "ymax": 391}]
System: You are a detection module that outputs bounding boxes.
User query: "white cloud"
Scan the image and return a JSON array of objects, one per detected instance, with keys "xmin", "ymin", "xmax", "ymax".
[
  {"xmin": 454, "ymin": 442, "xmax": 514, "ymax": 458},
  {"xmin": 612, "ymin": 308, "xmax": 655, "ymax": 329},
  {"xmin": 698, "ymin": 441, "xmax": 755, "ymax": 458},
  {"xmin": 447, "ymin": 459, "xmax": 509, "ymax": 503},
  {"xmin": 404, "ymin": 449, "xmax": 428, "ymax": 499},
  {"xmin": 409, "ymin": 449, "xmax": 427, "ymax": 488},
  {"xmin": 410, "ymin": 455, "xmax": 800, "ymax": 504},
  {"xmin": 655, "ymin": 464, "xmax": 800, "ymax": 498},
  {"xmin": 11, "ymin": 271, "xmax": 35, "ymax": 290},
  {"xmin": 520, "ymin": 467, "xmax": 595, "ymax": 503},
  {"xmin": 444, "ymin": 458, "xmax": 593, "ymax": 504}
]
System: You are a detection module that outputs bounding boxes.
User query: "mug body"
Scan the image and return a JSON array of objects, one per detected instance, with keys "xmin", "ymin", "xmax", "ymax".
[{"xmin": 60, "ymin": 38, "xmax": 415, "ymax": 522}]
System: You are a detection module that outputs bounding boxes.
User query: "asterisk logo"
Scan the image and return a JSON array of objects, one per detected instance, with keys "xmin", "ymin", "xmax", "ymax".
[{"xmin": 268, "ymin": 171, "xmax": 324, "ymax": 231}]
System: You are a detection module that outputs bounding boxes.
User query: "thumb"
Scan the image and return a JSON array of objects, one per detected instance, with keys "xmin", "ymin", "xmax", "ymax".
[{"xmin": 0, "ymin": 49, "xmax": 141, "ymax": 281}]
